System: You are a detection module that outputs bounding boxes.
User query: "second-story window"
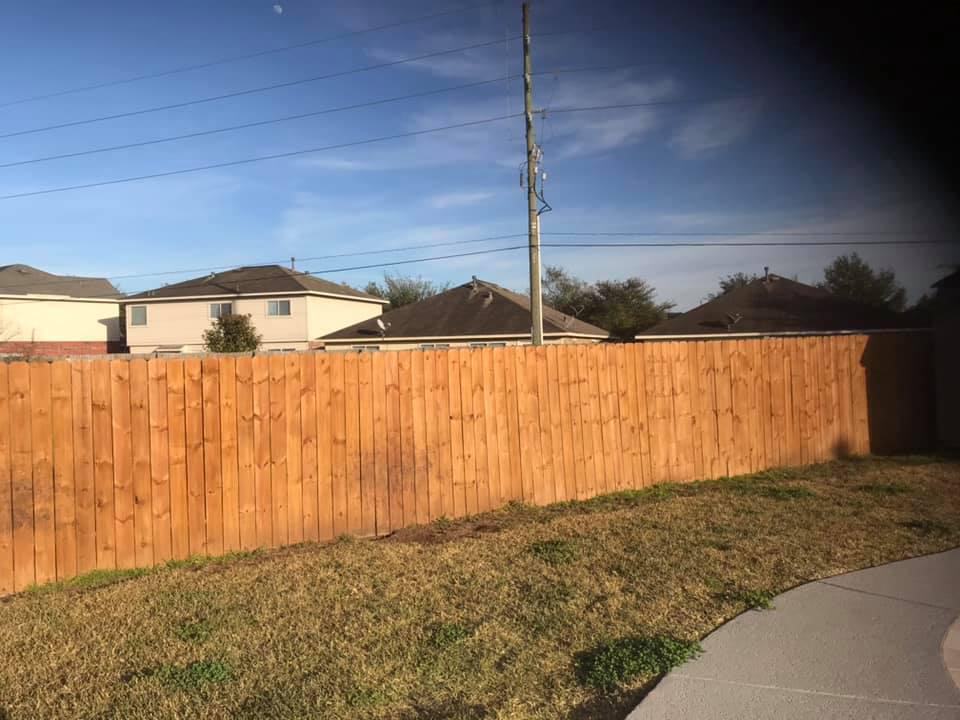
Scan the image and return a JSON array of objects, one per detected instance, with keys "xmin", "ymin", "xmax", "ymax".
[
  {"xmin": 130, "ymin": 305, "xmax": 147, "ymax": 326},
  {"xmin": 209, "ymin": 302, "xmax": 232, "ymax": 319},
  {"xmin": 267, "ymin": 299, "xmax": 291, "ymax": 316}
]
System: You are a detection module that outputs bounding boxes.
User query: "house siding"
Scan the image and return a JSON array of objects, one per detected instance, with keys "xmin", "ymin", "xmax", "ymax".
[{"xmin": 0, "ymin": 297, "xmax": 121, "ymax": 346}]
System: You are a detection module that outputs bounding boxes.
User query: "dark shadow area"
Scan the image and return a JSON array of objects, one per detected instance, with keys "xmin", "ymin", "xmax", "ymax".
[
  {"xmin": 861, "ymin": 333, "xmax": 937, "ymax": 455},
  {"xmin": 935, "ymin": 314, "xmax": 960, "ymax": 449},
  {"xmin": 568, "ymin": 679, "xmax": 660, "ymax": 720},
  {"xmin": 832, "ymin": 437, "xmax": 853, "ymax": 460}
]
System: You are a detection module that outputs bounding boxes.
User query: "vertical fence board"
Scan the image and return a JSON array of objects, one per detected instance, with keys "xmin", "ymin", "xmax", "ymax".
[
  {"xmin": 713, "ymin": 342, "xmax": 735, "ymax": 477},
  {"xmin": 397, "ymin": 352, "xmax": 417, "ymax": 526},
  {"xmin": 631, "ymin": 345, "xmax": 653, "ymax": 486},
  {"xmin": 329, "ymin": 354, "xmax": 348, "ymax": 536},
  {"xmin": 521, "ymin": 347, "xmax": 545, "ymax": 503},
  {"xmin": 423, "ymin": 351, "xmax": 442, "ymax": 519},
  {"xmin": 782, "ymin": 340, "xmax": 800, "ymax": 466},
  {"xmin": 384, "ymin": 352, "xmax": 403, "ymax": 529},
  {"xmin": 685, "ymin": 344, "xmax": 705, "ymax": 482},
  {"xmin": 555, "ymin": 347, "xmax": 578, "ymax": 499},
  {"xmin": 434, "ymin": 352, "xmax": 455, "ymax": 516},
  {"xmin": 9, "ymin": 363, "xmax": 37, "ymax": 589},
  {"xmin": 693, "ymin": 343, "xmax": 720, "ymax": 479},
  {"xmin": 645, "ymin": 344, "xmax": 668, "ymax": 483},
  {"xmin": 108, "ymin": 361, "xmax": 134, "ymax": 570},
  {"xmin": 71, "ymin": 361, "xmax": 96, "ymax": 573},
  {"xmin": 447, "ymin": 351, "xmax": 467, "ymax": 515},
  {"xmin": 201, "ymin": 358, "xmax": 224, "ymax": 556},
  {"xmin": 129, "ymin": 359, "xmax": 154, "ymax": 568},
  {"xmin": 616, "ymin": 345, "xmax": 640, "ymax": 488},
  {"xmin": 235, "ymin": 357, "xmax": 258, "ymax": 550},
  {"xmin": 457, "ymin": 350, "xmax": 479, "ymax": 515},
  {"xmin": 596, "ymin": 346, "xmax": 621, "ymax": 491},
  {"xmin": 314, "ymin": 355, "xmax": 334, "ymax": 541},
  {"xmin": 343, "ymin": 355, "xmax": 362, "ymax": 534},
  {"xmin": 485, "ymin": 348, "xmax": 507, "ymax": 509},
  {"xmin": 183, "ymin": 359, "xmax": 206, "ymax": 556},
  {"xmin": 29, "ymin": 364, "xmax": 55, "ymax": 585},
  {"xmin": 299, "ymin": 354, "xmax": 319, "ymax": 543},
  {"xmin": 251, "ymin": 357, "xmax": 273, "ymax": 547},
  {"xmin": 371, "ymin": 352, "xmax": 390, "ymax": 533},
  {"xmin": 217, "ymin": 358, "xmax": 240, "ymax": 553},
  {"xmin": 671, "ymin": 343, "xmax": 696, "ymax": 482},
  {"xmin": 147, "ymin": 360, "xmax": 173, "ymax": 564},
  {"xmin": 576, "ymin": 345, "xmax": 599, "ymax": 497},
  {"xmin": 545, "ymin": 346, "xmax": 566, "ymax": 501},
  {"xmin": 411, "ymin": 351, "xmax": 431, "ymax": 522},
  {"xmin": 502, "ymin": 347, "xmax": 524, "ymax": 503},
  {"xmin": 566, "ymin": 346, "xmax": 588, "ymax": 498},
  {"xmin": 471, "ymin": 349, "xmax": 492, "ymax": 512},
  {"xmin": 532, "ymin": 347, "xmax": 555, "ymax": 504},
  {"xmin": 757, "ymin": 340, "xmax": 774, "ymax": 471},
  {"xmin": 767, "ymin": 339, "xmax": 786, "ymax": 468},
  {"xmin": 267, "ymin": 355, "xmax": 287, "ymax": 547},
  {"xmin": 50, "ymin": 362, "xmax": 77, "ymax": 581},
  {"xmin": 585, "ymin": 346, "xmax": 608, "ymax": 492},
  {"xmin": 0, "ymin": 366, "xmax": 13, "ymax": 594},
  {"xmin": 282, "ymin": 355, "xmax": 302, "ymax": 544},
  {"xmin": 164, "ymin": 360, "xmax": 189, "ymax": 561},
  {"xmin": 358, "ymin": 352, "xmax": 377, "ymax": 535}
]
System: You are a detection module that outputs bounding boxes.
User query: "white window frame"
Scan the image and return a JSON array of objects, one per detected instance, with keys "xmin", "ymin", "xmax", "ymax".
[
  {"xmin": 420, "ymin": 343, "xmax": 451, "ymax": 349},
  {"xmin": 209, "ymin": 302, "xmax": 232, "ymax": 319},
  {"xmin": 267, "ymin": 299, "xmax": 291, "ymax": 317},
  {"xmin": 129, "ymin": 305, "xmax": 147, "ymax": 326},
  {"xmin": 352, "ymin": 345, "xmax": 380, "ymax": 352}
]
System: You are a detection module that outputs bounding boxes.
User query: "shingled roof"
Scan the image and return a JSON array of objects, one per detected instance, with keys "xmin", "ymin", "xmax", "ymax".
[
  {"xmin": 127, "ymin": 265, "xmax": 385, "ymax": 302},
  {"xmin": 323, "ymin": 278, "xmax": 609, "ymax": 342},
  {"xmin": 0, "ymin": 264, "xmax": 118, "ymax": 299},
  {"xmin": 640, "ymin": 273, "xmax": 916, "ymax": 337}
]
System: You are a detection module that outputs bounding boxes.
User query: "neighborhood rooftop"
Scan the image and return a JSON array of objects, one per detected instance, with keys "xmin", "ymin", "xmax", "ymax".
[
  {"xmin": 0, "ymin": 263, "xmax": 118, "ymax": 299},
  {"xmin": 127, "ymin": 264, "xmax": 386, "ymax": 302},
  {"xmin": 640, "ymin": 272, "xmax": 915, "ymax": 337},
  {"xmin": 323, "ymin": 277, "xmax": 609, "ymax": 342}
]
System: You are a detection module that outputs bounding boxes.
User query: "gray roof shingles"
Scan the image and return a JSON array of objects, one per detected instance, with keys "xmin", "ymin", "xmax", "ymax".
[
  {"xmin": 323, "ymin": 278, "xmax": 608, "ymax": 341},
  {"xmin": 0, "ymin": 263, "xmax": 119, "ymax": 299},
  {"xmin": 127, "ymin": 265, "xmax": 384, "ymax": 302}
]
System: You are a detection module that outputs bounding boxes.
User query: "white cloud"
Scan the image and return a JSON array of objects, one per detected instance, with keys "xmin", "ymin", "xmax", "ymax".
[
  {"xmin": 427, "ymin": 191, "xmax": 495, "ymax": 209},
  {"xmin": 671, "ymin": 98, "xmax": 763, "ymax": 156}
]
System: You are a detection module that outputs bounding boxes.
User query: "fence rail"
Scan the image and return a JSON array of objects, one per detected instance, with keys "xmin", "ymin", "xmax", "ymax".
[{"xmin": 0, "ymin": 333, "xmax": 936, "ymax": 594}]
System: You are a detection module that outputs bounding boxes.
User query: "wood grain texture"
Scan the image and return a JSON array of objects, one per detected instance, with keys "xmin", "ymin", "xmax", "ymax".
[
  {"xmin": 50, "ymin": 361, "xmax": 77, "ymax": 580},
  {"xmin": 147, "ymin": 360, "xmax": 172, "ymax": 564},
  {"xmin": 109, "ymin": 360, "xmax": 135, "ymax": 570},
  {"xmin": 183, "ymin": 358, "xmax": 206, "ymax": 556},
  {"xmin": 298, "ymin": 355, "xmax": 319, "ymax": 543},
  {"xmin": 165, "ymin": 360, "xmax": 190, "ymax": 560},
  {"xmin": 235, "ymin": 357, "xmax": 258, "ymax": 550},
  {"xmin": 129, "ymin": 359, "xmax": 154, "ymax": 568},
  {"xmin": 9, "ymin": 363, "xmax": 36, "ymax": 589}
]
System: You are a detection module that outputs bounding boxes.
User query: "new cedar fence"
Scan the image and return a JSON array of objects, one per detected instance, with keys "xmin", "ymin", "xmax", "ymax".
[{"xmin": 0, "ymin": 332, "xmax": 936, "ymax": 595}]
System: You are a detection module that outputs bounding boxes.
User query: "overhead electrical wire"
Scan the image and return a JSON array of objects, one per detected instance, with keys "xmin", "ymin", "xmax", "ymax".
[
  {"xmin": 0, "ymin": 1, "xmax": 502, "ymax": 109},
  {"xmin": 0, "ymin": 64, "xmax": 641, "ymax": 170}
]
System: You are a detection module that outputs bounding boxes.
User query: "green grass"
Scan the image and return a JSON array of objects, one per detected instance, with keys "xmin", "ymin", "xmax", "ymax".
[
  {"xmin": 575, "ymin": 636, "xmax": 702, "ymax": 691},
  {"xmin": 529, "ymin": 539, "xmax": 578, "ymax": 565},
  {"xmin": 1, "ymin": 455, "xmax": 958, "ymax": 719}
]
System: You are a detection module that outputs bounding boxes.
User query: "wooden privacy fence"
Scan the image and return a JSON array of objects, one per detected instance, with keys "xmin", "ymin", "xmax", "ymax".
[{"xmin": 0, "ymin": 332, "xmax": 936, "ymax": 594}]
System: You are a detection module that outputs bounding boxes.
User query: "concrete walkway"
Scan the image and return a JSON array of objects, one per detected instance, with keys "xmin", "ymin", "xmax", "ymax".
[{"xmin": 629, "ymin": 549, "xmax": 960, "ymax": 719}]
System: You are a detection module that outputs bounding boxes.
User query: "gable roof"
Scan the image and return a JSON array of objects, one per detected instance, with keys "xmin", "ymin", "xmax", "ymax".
[
  {"xmin": 127, "ymin": 265, "xmax": 385, "ymax": 303},
  {"xmin": 323, "ymin": 278, "xmax": 609, "ymax": 342},
  {"xmin": 640, "ymin": 273, "xmax": 914, "ymax": 337},
  {"xmin": 0, "ymin": 264, "xmax": 119, "ymax": 299}
]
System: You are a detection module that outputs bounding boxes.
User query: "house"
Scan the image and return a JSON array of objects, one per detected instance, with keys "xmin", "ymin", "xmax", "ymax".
[
  {"xmin": 0, "ymin": 264, "xmax": 122, "ymax": 356},
  {"xmin": 321, "ymin": 277, "xmax": 609, "ymax": 351},
  {"xmin": 638, "ymin": 270, "xmax": 920, "ymax": 339},
  {"xmin": 123, "ymin": 265, "xmax": 388, "ymax": 354}
]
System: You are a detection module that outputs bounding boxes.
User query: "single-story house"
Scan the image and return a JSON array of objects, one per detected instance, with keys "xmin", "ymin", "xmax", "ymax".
[
  {"xmin": 638, "ymin": 271, "xmax": 921, "ymax": 340},
  {"xmin": 0, "ymin": 264, "xmax": 123, "ymax": 356},
  {"xmin": 321, "ymin": 277, "xmax": 609, "ymax": 351},
  {"xmin": 124, "ymin": 265, "xmax": 388, "ymax": 354}
]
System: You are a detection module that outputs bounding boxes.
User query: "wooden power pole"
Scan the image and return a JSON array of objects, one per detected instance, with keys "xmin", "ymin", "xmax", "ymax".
[{"xmin": 522, "ymin": 2, "xmax": 544, "ymax": 346}]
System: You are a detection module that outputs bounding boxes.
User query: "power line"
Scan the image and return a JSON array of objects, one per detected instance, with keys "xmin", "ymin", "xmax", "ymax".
[
  {"xmin": 0, "ymin": 65, "xmax": 629, "ymax": 170},
  {"xmin": 541, "ymin": 231, "xmax": 947, "ymax": 238},
  {"xmin": 0, "ymin": 37, "xmax": 518, "ymax": 141},
  {"xmin": 0, "ymin": 113, "xmax": 521, "ymax": 201},
  {"xmin": 0, "ymin": 1, "xmax": 501, "ymax": 110}
]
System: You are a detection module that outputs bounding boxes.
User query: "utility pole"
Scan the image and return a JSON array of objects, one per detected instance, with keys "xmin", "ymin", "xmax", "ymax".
[{"xmin": 522, "ymin": 2, "xmax": 544, "ymax": 346}]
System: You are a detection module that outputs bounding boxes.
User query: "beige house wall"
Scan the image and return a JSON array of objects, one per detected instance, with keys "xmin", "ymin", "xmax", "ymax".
[
  {"xmin": 322, "ymin": 335, "xmax": 603, "ymax": 352},
  {"xmin": 0, "ymin": 296, "xmax": 121, "ymax": 342},
  {"xmin": 305, "ymin": 295, "xmax": 383, "ymax": 340},
  {"xmin": 125, "ymin": 294, "xmax": 383, "ymax": 354}
]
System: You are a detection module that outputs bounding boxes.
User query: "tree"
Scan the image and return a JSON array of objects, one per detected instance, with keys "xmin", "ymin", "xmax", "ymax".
[
  {"xmin": 706, "ymin": 271, "xmax": 760, "ymax": 300},
  {"xmin": 364, "ymin": 273, "xmax": 449, "ymax": 309},
  {"xmin": 541, "ymin": 265, "xmax": 674, "ymax": 341},
  {"xmin": 203, "ymin": 313, "xmax": 262, "ymax": 353},
  {"xmin": 819, "ymin": 253, "xmax": 907, "ymax": 311}
]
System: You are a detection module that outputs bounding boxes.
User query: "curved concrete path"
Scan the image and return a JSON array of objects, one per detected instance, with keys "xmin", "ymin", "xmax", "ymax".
[{"xmin": 629, "ymin": 548, "xmax": 960, "ymax": 719}]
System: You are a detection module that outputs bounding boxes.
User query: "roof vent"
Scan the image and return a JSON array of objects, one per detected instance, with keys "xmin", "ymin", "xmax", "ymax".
[
  {"xmin": 482, "ymin": 290, "xmax": 494, "ymax": 307},
  {"xmin": 763, "ymin": 266, "xmax": 770, "ymax": 282},
  {"xmin": 725, "ymin": 312, "xmax": 743, "ymax": 331}
]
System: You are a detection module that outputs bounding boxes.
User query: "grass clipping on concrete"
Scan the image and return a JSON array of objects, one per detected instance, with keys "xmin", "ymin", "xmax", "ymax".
[{"xmin": 1, "ymin": 456, "xmax": 958, "ymax": 719}]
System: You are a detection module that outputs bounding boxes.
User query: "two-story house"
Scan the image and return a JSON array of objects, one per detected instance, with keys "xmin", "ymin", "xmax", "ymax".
[
  {"xmin": 124, "ymin": 265, "xmax": 387, "ymax": 354},
  {"xmin": 0, "ymin": 264, "xmax": 123, "ymax": 356}
]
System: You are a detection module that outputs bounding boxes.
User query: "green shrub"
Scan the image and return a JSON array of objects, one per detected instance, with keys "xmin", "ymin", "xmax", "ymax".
[
  {"xmin": 430, "ymin": 622, "xmax": 473, "ymax": 648},
  {"xmin": 157, "ymin": 660, "xmax": 233, "ymax": 691},
  {"xmin": 174, "ymin": 620, "xmax": 213, "ymax": 644}
]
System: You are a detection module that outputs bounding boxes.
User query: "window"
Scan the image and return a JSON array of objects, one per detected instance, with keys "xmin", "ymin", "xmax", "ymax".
[
  {"xmin": 209, "ymin": 302, "xmax": 232, "ymax": 319},
  {"xmin": 352, "ymin": 345, "xmax": 380, "ymax": 352},
  {"xmin": 420, "ymin": 343, "xmax": 450, "ymax": 349},
  {"xmin": 267, "ymin": 299, "xmax": 291, "ymax": 316},
  {"xmin": 130, "ymin": 305, "xmax": 147, "ymax": 326}
]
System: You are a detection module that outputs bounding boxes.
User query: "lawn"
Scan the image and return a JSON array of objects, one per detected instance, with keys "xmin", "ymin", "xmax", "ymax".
[{"xmin": 1, "ymin": 456, "xmax": 958, "ymax": 720}]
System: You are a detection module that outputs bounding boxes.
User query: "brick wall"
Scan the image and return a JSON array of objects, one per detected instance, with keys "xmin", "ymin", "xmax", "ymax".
[{"xmin": 0, "ymin": 340, "xmax": 126, "ymax": 357}]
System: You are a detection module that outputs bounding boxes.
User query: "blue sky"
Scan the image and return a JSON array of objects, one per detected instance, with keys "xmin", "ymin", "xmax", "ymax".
[{"xmin": 0, "ymin": 0, "xmax": 956, "ymax": 309}]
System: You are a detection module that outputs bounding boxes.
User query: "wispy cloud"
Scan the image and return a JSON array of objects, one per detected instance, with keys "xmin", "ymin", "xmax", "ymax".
[
  {"xmin": 427, "ymin": 191, "xmax": 495, "ymax": 209},
  {"xmin": 671, "ymin": 98, "xmax": 763, "ymax": 156}
]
